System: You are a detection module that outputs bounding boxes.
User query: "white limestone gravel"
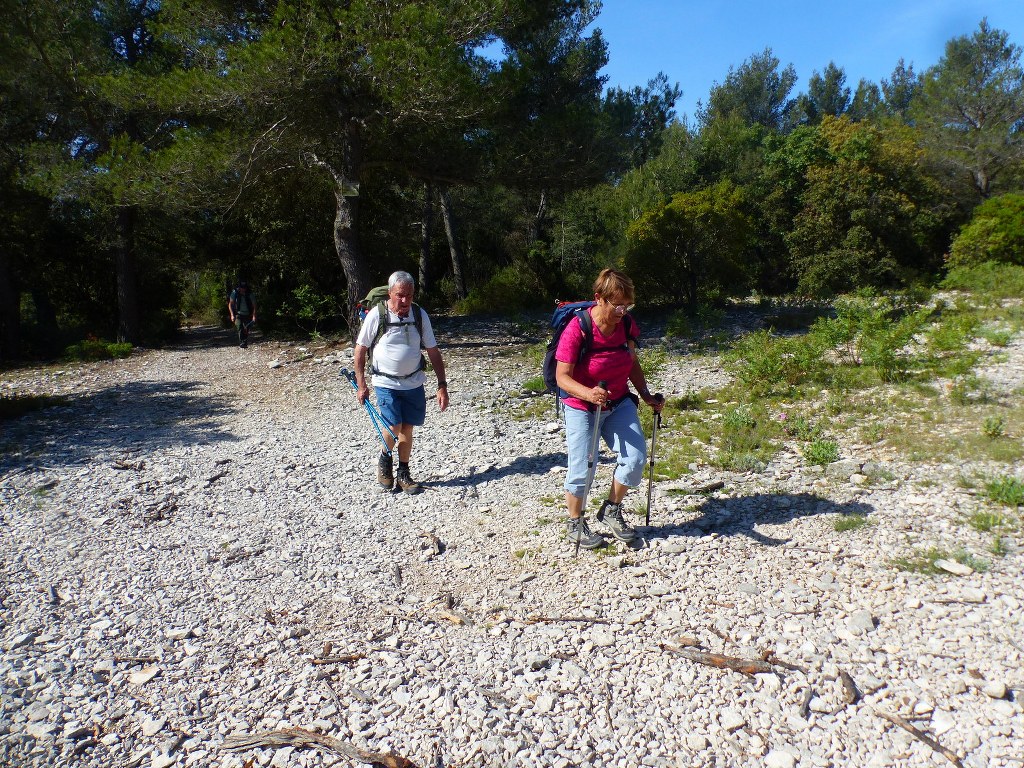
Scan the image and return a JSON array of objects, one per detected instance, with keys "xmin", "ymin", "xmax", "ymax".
[{"xmin": 1, "ymin": 316, "xmax": 1022, "ymax": 768}]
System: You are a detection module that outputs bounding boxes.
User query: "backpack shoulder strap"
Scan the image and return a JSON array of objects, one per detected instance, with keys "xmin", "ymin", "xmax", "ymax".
[
  {"xmin": 574, "ymin": 307, "xmax": 594, "ymax": 363},
  {"xmin": 412, "ymin": 303, "xmax": 425, "ymax": 349},
  {"xmin": 370, "ymin": 302, "xmax": 388, "ymax": 350}
]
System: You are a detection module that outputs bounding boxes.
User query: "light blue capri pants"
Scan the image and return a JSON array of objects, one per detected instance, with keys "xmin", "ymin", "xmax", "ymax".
[{"xmin": 563, "ymin": 396, "xmax": 647, "ymax": 499}]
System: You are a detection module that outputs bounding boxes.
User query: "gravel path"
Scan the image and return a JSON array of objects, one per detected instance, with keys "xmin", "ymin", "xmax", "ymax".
[{"xmin": 1, "ymin": 317, "xmax": 1022, "ymax": 768}]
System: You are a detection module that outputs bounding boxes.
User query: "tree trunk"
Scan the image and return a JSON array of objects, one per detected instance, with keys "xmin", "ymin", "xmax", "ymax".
[
  {"xmin": 115, "ymin": 205, "xmax": 141, "ymax": 344},
  {"xmin": 529, "ymin": 190, "xmax": 548, "ymax": 244},
  {"xmin": 334, "ymin": 181, "xmax": 369, "ymax": 334},
  {"xmin": 418, "ymin": 181, "xmax": 434, "ymax": 296},
  {"xmin": 439, "ymin": 186, "xmax": 466, "ymax": 300},
  {"xmin": 0, "ymin": 248, "xmax": 20, "ymax": 361}
]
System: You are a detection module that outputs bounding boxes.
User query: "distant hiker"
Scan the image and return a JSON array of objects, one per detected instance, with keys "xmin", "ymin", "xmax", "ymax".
[
  {"xmin": 228, "ymin": 281, "xmax": 257, "ymax": 348},
  {"xmin": 353, "ymin": 271, "xmax": 448, "ymax": 494},
  {"xmin": 556, "ymin": 268, "xmax": 664, "ymax": 550}
]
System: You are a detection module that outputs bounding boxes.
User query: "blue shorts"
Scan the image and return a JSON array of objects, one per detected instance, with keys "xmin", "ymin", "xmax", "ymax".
[{"xmin": 375, "ymin": 386, "xmax": 427, "ymax": 427}]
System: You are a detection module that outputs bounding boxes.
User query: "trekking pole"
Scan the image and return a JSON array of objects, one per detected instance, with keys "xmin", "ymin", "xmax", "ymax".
[
  {"xmin": 576, "ymin": 380, "xmax": 608, "ymax": 558},
  {"xmin": 645, "ymin": 395, "xmax": 664, "ymax": 528},
  {"xmin": 340, "ymin": 368, "xmax": 398, "ymax": 454}
]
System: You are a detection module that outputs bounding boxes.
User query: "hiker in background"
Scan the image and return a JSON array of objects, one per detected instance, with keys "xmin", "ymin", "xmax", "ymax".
[
  {"xmin": 353, "ymin": 271, "xmax": 448, "ymax": 494},
  {"xmin": 555, "ymin": 268, "xmax": 664, "ymax": 550},
  {"xmin": 228, "ymin": 281, "xmax": 257, "ymax": 348}
]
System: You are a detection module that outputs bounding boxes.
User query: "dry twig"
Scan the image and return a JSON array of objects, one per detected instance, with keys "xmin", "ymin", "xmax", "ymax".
[
  {"xmin": 222, "ymin": 727, "xmax": 420, "ymax": 768},
  {"xmin": 662, "ymin": 646, "xmax": 774, "ymax": 675},
  {"xmin": 874, "ymin": 709, "xmax": 964, "ymax": 768}
]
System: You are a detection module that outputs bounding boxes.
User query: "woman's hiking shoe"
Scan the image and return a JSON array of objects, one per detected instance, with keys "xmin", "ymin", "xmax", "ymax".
[
  {"xmin": 377, "ymin": 453, "xmax": 394, "ymax": 490},
  {"xmin": 566, "ymin": 516, "xmax": 603, "ymax": 549},
  {"xmin": 596, "ymin": 500, "xmax": 636, "ymax": 541},
  {"xmin": 396, "ymin": 469, "xmax": 421, "ymax": 494}
]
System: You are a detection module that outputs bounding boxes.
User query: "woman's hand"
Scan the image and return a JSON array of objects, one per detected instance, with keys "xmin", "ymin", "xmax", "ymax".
[
  {"xmin": 588, "ymin": 384, "xmax": 609, "ymax": 407},
  {"xmin": 642, "ymin": 392, "xmax": 665, "ymax": 413}
]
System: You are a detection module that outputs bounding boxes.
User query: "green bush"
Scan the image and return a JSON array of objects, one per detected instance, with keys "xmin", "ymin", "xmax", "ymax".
[
  {"xmin": 717, "ymin": 404, "xmax": 779, "ymax": 471},
  {"xmin": 456, "ymin": 266, "xmax": 546, "ymax": 314},
  {"xmin": 948, "ymin": 193, "xmax": 1024, "ymax": 268},
  {"xmin": 65, "ymin": 339, "xmax": 134, "ymax": 361},
  {"xmin": 986, "ymin": 475, "xmax": 1024, "ymax": 507},
  {"xmin": 180, "ymin": 270, "xmax": 228, "ymax": 326},
  {"xmin": 639, "ymin": 345, "xmax": 668, "ymax": 380},
  {"xmin": 803, "ymin": 439, "xmax": 839, "ymax": 466},
  {"xmin": 942, "ymin": 262, "xmax": 1024, "ymax": 300}
]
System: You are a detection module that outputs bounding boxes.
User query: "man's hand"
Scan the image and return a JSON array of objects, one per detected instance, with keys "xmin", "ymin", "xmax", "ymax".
[
  {"xmin": 437, "ymin": 387, "xmax": 449, "ymax": 412},
  {"xmin": 357, "ymin": 384, "xmax": 369, "ymax": 405}
]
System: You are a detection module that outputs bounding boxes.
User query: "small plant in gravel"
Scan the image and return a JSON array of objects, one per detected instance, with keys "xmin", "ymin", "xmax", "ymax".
[
  {"xmin": 891, "ymin": 547, "xmax": 989, "ymax": 574},
  {"xmin": 990, "ymin": 537, "xmax": 1010, "ymax": 557},
  {"xmin": 803, "ymin": 439, "xmax": 839, "ymax": 466},
  {"xmin": 985, "ymin": 475, "xmax": 1024, "ymax": 507},
  {"xmin": 978, "ymin": 326, "xmax": 1013, "ymax": 347},
  {"xmin": 967, "ymin": 511, "xmax": 1007, "ymax": 533},
  {"xmin": 717, "ymin": 404, "xmax": 779, "ymax": 472},
  {"xmin": 522, "ymin": 375, "xmax": 546, "ymax": 393},
  {"xmin": 834, "ymin": 513, "xmax": 871, "ymax": 532},
  {"xmin": 639, "ymin": 345, "xmax": 668, "ymax": 380},
  {"xmin": 982, "ymin": 415, "xmax": 1006, "ymax": 439}
]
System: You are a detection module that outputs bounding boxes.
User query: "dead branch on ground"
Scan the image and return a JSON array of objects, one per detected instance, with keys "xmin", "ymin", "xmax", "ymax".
[
  {"xmin": 222, "ymin": 727, "xmax": 420, "ymax": 768},
  {"xmin": 874, "ymin": 709, "xmax": 964, "ymax": 768}
]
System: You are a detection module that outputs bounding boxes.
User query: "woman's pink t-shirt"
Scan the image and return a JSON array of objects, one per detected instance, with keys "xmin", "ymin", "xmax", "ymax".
[{"xmin": 555, "ymin": 307, "xmax": 637, "ymax": 411}]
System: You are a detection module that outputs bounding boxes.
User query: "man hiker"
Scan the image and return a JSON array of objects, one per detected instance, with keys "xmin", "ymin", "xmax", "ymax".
[
  {"xmin": 228, "ymin": 281, "xmax": 257, "ymax": 348},
  {"xmin": 353, "ymin": 271, "xmax": 448, "ymax": 493}
]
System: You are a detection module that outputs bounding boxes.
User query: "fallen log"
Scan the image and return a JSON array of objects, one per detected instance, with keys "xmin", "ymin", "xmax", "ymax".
[
  {"xmin": 874, "ymin": 709, "xmax": 964, "ymax": 768},
  {"xmin": 222, "ymin": 727, "xmax": 420, "ymax": 768}
]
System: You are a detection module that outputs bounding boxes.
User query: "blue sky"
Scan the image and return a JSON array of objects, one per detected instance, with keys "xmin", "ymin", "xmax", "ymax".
[{"xmin": 588, "ymin": 0, "xmax": 1024, "ymax": 121}]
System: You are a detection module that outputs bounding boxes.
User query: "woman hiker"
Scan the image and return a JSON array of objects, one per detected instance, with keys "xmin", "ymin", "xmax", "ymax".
[{"xmin": 555, "ymin": 268, "xmax": 664, "ymax": 550}]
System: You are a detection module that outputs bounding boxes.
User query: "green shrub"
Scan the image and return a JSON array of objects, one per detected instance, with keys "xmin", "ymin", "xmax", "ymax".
[
  {"xmin": 717, "ymin": 404, "xmax": 779, "ymax": 471},
  {"xmin": 639, "ymin": 345, "xmax": 668, "ymax": 380},
  {"xmin": 456, "ymin": 266, "xmax": 546, "ymax": 314},
  {"xmin": 968, "ymin": 511, "xmax": 1007, "ymax": 533},
  {"xmin": 986, "ymin": 475, "xmax": 1024, "ymax": 507},
  {"xmin": 65, "ymin": 339, "xmax": 134, "ymax": 361},
  {"xmin": 891, "ymin": 547, "xmax": 988, "ymax": 574},
  {"xmin": 522, "ymin": 375, "xmax": 546, "ymax": 393},
  {"xmin": 179, "ymin": 270, "xmax": 227, "ymax": 326},
  {"xmin": 978, "ymin": 326, "xmax": 1013, "ymax": 347},
  {"xmin": 278, "ymin": 284, "xmax": 339, "ymax": 336},
  {"xmin": 942, "ymin": 262, "xmax": 1024, "ymax": 300},
  {"xmin": 947, "ymin": 193, "xmax": 1024, "ymax": 268},
  {"xmin": 803, "ymin": 439, "xmax": 839, "ymax": 466},
  {"xmin": 982, "ymin": 416, "xmax": 1006, "ymax": 439},
  {"xmin": 834, "ymin": 513, "xmax": 870, "ymax": 532}
]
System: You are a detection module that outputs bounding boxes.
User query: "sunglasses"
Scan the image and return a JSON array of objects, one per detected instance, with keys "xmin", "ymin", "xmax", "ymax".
[{"xmin": 605, "ymin": 299, "xmax": 635, "ymax": 313}]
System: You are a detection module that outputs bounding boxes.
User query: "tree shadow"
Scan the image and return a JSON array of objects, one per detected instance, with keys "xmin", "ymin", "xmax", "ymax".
[
  {"xmin": 0, "ymin": 380, "xmax": 239, "ymax": 472},
  {"xmin": 641, "ymin": 492, "xmax": 875, "ymax": 546},
  {"xmin": 426, "ymin": 451, "xmax": 566, "ymax": 489},
  {"xmin": 166, "ymin": 324, "xmax": 257, "ymax": 350}
]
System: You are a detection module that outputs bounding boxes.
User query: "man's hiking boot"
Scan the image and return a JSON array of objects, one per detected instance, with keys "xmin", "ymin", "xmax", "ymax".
[
  {"xmin": 566, "ymin": 516, "xmax": 603, "ymax": 549},
  {"xmin": 596, "ymin": 500, "xmax": 636, "ymax": 542},
  {"xmin": 396, "ymin": 468, "xmax": 421, "ymax": 495},
  {"xmin": 377, "ymin": 453, "xmax": 394, "ymax": 491}
]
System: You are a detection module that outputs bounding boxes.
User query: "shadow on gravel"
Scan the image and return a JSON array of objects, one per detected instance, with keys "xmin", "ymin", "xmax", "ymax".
[
  {"xmin": 166, "ymin": 324, "xmax": 259, "ymax": 350},
  {"xmin": 642, "ymin": 492, "xmax": 874, "ymax": 546},
  {"xmin": 430, "ymin": 451, "xmax": 565, "ymax": 488},
  {"xmin": 0, "ymin": 380, "xmax": 239, "ymax": 471}
]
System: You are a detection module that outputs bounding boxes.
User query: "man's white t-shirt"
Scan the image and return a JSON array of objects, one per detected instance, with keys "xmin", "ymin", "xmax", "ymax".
[{"xmin": 356, "ymin": 306, "xmax": 437, "ymax": 390}]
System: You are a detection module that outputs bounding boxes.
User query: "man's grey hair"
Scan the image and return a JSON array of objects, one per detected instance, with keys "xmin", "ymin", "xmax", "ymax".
[{"xmin": 388, "ymin": 271, "xmax": 415, "ymax": 291}]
